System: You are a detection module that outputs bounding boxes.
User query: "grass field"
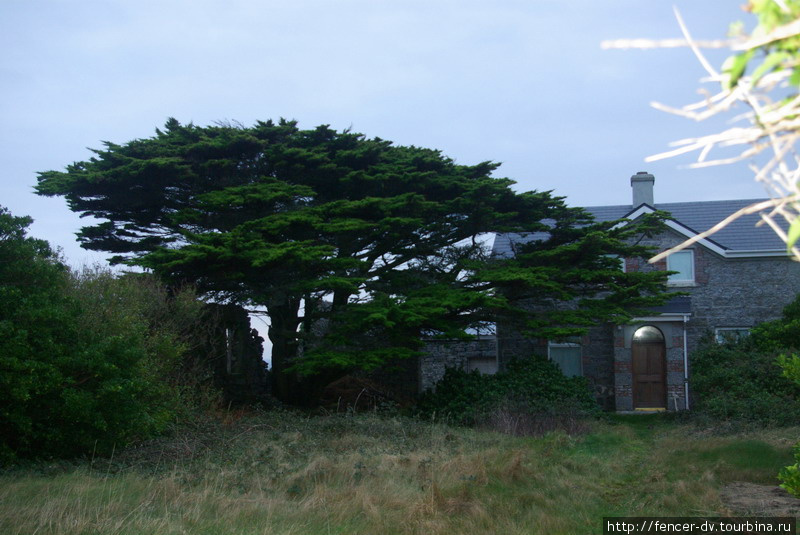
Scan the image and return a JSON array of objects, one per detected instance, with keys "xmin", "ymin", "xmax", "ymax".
[{"xmin": 0, "ymin": 410, "xmax": 796, "ymax": 535}]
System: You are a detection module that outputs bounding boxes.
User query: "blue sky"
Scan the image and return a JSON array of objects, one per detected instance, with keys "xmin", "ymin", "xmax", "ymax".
[
  {"xmin": 2, "ymin": 1, "xmax": 759, "ymax": 361},
  {"xmin": 2, "ymin": 0, "xmax": 756, "ymax": 268}
]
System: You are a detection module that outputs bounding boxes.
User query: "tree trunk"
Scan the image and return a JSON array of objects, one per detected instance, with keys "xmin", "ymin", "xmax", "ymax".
[{"xmin": 267, "ymin": 300, "xmax": 300, "ymax": 403}]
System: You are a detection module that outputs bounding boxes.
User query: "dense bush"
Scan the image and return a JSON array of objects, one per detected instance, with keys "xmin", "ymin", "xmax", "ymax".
[
  {"xmin": 689, "ymin": 338, "xmax": 800, "ymax": 425},
  {"xmin": 750, "ymin": 296, "xmax": 800, "ymax": 352},
  {"xmin": 754, "ymin": 294, "xmax": 800, "ymax": 496},
  {"xmin": 66, "ymin": 267, "xmax": 217, "ymax": 412},
  {"xmin": 0, "ymin": 207, "xmax": 210, "ymax": 462},
  {"xmin": 416, "ymin": 357, "xmax": 597, "ymax": 426},
  {"xmin": 690, "ymin": 294, "xmax": 800, "ymax": 426}
]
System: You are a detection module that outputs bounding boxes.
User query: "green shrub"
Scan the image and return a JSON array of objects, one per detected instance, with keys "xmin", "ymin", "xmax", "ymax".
[
  {"xmin": 689, "ymin": 294, "xmax": 800, "ymax": 428},
  {"xmin": 0, "ymin": 207, "xmax": 210, "ymax": 461},
  {"xmin": 416, "ymin": 356, "xmax": 597, "ymax": 426},
  {"xmin": 751, "ymin": 295, "xmax": 800, "ymax": 352},
  {"xmin": 761, "ymin": 295, "xmax": 800, "ymax": 496},
  {"xmin": 779, "ymin": 444, "xmax": 800, "ymax": 497},
  {"xmin": 690, "ymin": 335, "xmax": 800, "ymax": 425}
]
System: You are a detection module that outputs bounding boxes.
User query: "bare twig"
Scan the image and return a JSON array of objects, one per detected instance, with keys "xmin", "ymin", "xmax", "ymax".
[
  {"xmin": 649, "ymin": 199, "xmax": 791, "ymax": 262},
  {"xmin": 732, "ymin": 17, "xmax": 800, "ymax": 50},
  {"xmin": 600, "ymin": 38, "xmax": 733, "ymax": 50},
  {"xmin": 608, "ymin": 4, "xmax": 800, "ymax": 262}
]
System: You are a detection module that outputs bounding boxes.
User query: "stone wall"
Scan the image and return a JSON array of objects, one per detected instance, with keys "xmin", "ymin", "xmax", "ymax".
[
  {"xmin": 616, "ymin": 227, "xmax": 800, "ymax": 410},
  {"xmin": 686, "ymin": 252, "xmax": 800, "ymax": 351},
  {"xmin": 492, "ymin": 226, "xmax": 800, "ymax": 412},
  {"xmin": 584, "ymin": 324, "xmax": 616, "ymax": 410},
  {"xmin": 496, "ymin": 324, "xmax": 617, "ymax": 410},
  {"xmin": 418, "ymin": 337, "xmax": 498, "ymax": 392},
  {"xmin": 637, "ymin": 228, "xmax": 800, "ymax": 347},
  {"xmin": 496, "ymin": 327, "xmax": 545, "ymax": 370}
]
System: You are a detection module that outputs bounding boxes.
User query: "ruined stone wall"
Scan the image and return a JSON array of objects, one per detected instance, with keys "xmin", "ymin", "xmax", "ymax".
[
  {"xmin": 584, "ymin": 324, "xmax": 616, "ymax": 410},
  {"xmin": 418, "ymin": 337, "xmax": 498, "ymax": 392}
]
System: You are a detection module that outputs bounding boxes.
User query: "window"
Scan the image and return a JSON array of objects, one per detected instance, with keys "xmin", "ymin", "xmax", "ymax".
[
  {"xmin": 548, "ymin": 339, "xmax": 582, "ymax": 377},
  {"xmin": 467, "ymin": 357, "xmax": 498, "ymax": 375},
  {"xmin": 667, "ymin": 250, "xmax": 694, "ymax": 284},
  {"xmin": 715, "ymin": 328, "xmax": 750, "ymax": 344},
  {"xmin": 633, "ymin": 325, "xmax": 664, "ymax": 343},
  {"xmin": 604, "ymin": 254, "xmax": 625, "ymax": 272}
]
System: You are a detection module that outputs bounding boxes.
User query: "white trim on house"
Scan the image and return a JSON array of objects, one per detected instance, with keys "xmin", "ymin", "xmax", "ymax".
[
  {"xmin": 630, "ymin": 315, "xmax": 688, "ymax": 323},
  {"xmin": 724, "ymin": 249, "xmax": 787, "ymax": 258},
  {"xmin": 613, "ymin": 204, "xmax": 785, "ymax": 259}
]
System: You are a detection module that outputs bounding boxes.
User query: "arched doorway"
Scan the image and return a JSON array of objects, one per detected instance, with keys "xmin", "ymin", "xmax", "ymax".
[{"xmin": 632, "ymin": 325, "xmax": 666, "ymax": 409}]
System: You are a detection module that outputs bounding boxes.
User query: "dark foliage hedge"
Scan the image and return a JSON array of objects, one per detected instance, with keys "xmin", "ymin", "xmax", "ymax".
[
  {"xmin": 0, "ymin": 207, "xmax": 207, "ymax": 462},
  {"xmin": 691, "ymin": 295, "xmax": 800, "ymax": 425},
  {"xmin": 690, "ymin": 339, "xmax": 800, "ymax": 425},
  {"xmin": 416, "ymin": 356, "xmax": 598, "ymax": 425}
]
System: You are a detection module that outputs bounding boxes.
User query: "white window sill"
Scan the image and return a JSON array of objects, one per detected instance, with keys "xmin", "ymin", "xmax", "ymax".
[{"xmin": 667, "ymin": 281, "xmax": 697, "ymax": 288}]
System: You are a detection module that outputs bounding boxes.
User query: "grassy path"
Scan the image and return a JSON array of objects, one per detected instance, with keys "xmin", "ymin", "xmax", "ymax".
[{"xmin": 0, "ymin": 412, "xmax": 795, "ymax": 534}]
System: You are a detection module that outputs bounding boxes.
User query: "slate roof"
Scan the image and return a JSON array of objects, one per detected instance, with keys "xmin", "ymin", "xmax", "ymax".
[
  {"xmin": 492, "ymin": 198, "xmax": 785, "ymax": 258},
  {"xmin": 651, "ymin": 295, "xmax": 692, "ymax": 315}
]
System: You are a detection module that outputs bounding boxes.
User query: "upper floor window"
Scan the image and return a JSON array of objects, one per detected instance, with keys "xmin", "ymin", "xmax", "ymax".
[{"xmin": 667, "ymin": 250, "xmax": 694, "ymax": 284}]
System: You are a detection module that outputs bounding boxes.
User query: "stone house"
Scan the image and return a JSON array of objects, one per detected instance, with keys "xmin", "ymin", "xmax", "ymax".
[{"xmin": 419, "ymin": 172, "xmax": 800, "ymax": 411}]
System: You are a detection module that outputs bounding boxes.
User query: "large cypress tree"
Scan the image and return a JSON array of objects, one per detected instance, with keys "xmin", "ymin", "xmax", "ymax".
[{"xmin": 37, "ymin": 118, "xmax": 669, "ymax": 403}]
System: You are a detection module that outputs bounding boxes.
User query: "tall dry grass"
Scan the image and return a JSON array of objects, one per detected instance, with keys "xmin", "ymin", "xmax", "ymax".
[{"xmin": 0, "ymin": 411, "xmax": 795, "ymax": 535}]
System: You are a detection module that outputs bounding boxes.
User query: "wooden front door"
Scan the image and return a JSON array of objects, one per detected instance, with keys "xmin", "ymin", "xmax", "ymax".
[{"xmin": 632, "ymin": 327, "xmax": 666, "ymax": 408}]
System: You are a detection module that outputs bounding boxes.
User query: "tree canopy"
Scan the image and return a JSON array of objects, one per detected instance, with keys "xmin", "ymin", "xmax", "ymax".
[{"xmin": 37, "ymin": 119, "xmax": 670, "ymax": 403}]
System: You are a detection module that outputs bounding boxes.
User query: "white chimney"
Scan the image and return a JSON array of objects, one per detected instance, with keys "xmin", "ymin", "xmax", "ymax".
[{"xmin": 631, "ymin": 171, "xmax": 654, "ymax": 207}]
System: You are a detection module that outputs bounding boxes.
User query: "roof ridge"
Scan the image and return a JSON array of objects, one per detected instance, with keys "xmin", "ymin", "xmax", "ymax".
[{"xmin": 583, "ymin": 198, "xmax": 769, "ymax": 210}]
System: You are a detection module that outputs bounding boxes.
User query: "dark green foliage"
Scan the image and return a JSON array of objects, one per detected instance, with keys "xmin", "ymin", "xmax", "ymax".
[
  {"xmin": 0, "ymin": 207, "xmax": 207, "ymax": 461},
  {"xmin": 753, "ymin": 293, "xmax": 800, "ymax": 495},
  {"xmin": 482, "ymin": 212, "xmax": 673, "ymax": 341},
  {"xmin": 416, "ymin": 357, "xmax": 597, "ymax": 425},
  {"xmin": 750, "ymin": 294, "xmax": 800, "ymax": 351},
  {"xmin": 37, "ymin": 119, "xmax": 671, "ymax": 403},
  {"xmin": 690, "ymin": 295, "xmax": 800, "ymax": 426},
  {"xmin": 779, "ymin": 444, "xmax": 800, "ymax": 497},
  {"xmin": 690, "ymin": 335, "xmax": 800, "ymax": 425}
]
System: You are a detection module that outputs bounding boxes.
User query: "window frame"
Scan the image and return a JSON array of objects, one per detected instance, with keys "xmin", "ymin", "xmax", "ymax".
[
  {"xmin": 714, "ymin": 327, "xmax": 751, "ymax": 344},
  {"xmin": 667, "ymin": 249, "xmax": 695, "ymax": 285},
  {"xmin": 547, "ymin": 339, "xmax": 583, "ymax": 377}
]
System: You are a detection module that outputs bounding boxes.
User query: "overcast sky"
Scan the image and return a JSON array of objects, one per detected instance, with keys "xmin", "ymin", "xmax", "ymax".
[
  {"xmin": 2, "ymin": 0, "xmax": 757, "ymax": 268},
  {"xmin": 2, "ymin": 0, "xmax": 764, "ymax": 359}
]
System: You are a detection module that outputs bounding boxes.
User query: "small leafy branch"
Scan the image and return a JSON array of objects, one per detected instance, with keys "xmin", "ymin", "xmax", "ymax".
[{"xmin": 604, "ymin": 1, "xmax": 800, "ymax": 260}]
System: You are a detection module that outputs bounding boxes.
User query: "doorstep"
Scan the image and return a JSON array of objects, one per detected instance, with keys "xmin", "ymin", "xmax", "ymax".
[{"xmin": 616, "ymin": 407, "xmax": 667, "ymax": 414}]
